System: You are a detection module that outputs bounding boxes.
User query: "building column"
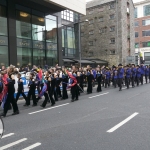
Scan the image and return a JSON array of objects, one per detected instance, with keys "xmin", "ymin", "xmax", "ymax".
[
  {"xmin": 56, "ymin": 12, "xmax": 63, "ymax": 66},
  {"xmin": 7, "ymin": 0, "xmax": 17, "ymax": 66}
]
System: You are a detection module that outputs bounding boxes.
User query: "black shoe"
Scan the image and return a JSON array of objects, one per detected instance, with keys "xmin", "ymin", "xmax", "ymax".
[
  {"xmin": 40, "ymin": 105, "xmax": 45, "ymax": 108},
  {"xmin": 32, "ymin": 104, "xmax": 37, "ymax": 107},
  {"xmin": 23, "ymin": 104, "xmax": 29, "ymax": 107},
  {"xmin": 0, "ymin": 113, "xmax": 6, "ymax": 117},
  {"xmin": 12, "ymin": 111, "xmax": 19, "ymax": 115},
  {"xmin": 71, "ymin": 99, "xmax": 74, "ymax": 102},
  {"xmin": 76, "ymin": 98, "xmax": 79, "ymax": 101},
  {"xmin": 51, "ymin": 103, "xmax": 55, "ymax": 106}
]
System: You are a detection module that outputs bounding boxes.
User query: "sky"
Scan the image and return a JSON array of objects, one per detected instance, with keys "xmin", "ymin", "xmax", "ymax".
[{"xmin": 86, "ymin": 0, "xmax": 145, "ymax": 3}]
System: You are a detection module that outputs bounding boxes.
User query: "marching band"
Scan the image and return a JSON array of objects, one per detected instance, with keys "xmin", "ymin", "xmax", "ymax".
[{"xmin": 0, "ymin": 63, "xmax": 149, "ymax": 117}]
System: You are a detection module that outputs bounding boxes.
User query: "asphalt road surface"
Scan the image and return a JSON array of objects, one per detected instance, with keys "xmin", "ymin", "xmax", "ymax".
[{"xmin": 0, "ymin": 83, "xmax": 150, "ymax": 150}]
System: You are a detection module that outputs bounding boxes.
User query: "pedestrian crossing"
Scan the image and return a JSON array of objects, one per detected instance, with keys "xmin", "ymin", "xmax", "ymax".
[{"xmin": 0, "ymin": 132, "xmax": 41, "ymax": 150}]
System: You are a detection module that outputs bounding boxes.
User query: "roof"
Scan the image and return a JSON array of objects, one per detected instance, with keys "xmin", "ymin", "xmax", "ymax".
[
  {"xmin": 134, "ymin": 0, "xmax": 150, "ymax": 6},
  {"xmin": 86, "ymin": 0, "xmax": 115, "ymax": 9}
]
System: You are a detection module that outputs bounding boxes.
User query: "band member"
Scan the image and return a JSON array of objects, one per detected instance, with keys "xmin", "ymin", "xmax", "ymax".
[
  {"xmin": 113, "ymin": 67, "xmax": 118, "ymax": 88},
  {"xmin": 96, "ymin": 68, "xmax": 102, "ymax": 92},
  {"xmin": 144, "ymin": 65, "xmax": 149, "ymax": 84},
  {"xmin": 118, "ymin": 64, "xmax": 124, "ymax": 91},
  {"xmin": 131, "ymin": 64, "xmax": 136, "ymax": 88},
  {"xmin": 125, "ymin": 65, "xmax": 131, "ymax": 89},
  {"xmin": 86, "ymin": 68, "xmax": 93, "ymax": 94},
  {"xmin": 25, "ymin": 73, "xmax": 37, "ymax": 106},
  {"xmin": 136, "ymin": 65, "xmax": 141, "ymax": 86},
  {"xmin": 16, "ymin": 73, "xmax": 27, "ymax": 103},
  {"xmin": 140, "ymin": 64, "xmax": 145, "ymax": 85}
]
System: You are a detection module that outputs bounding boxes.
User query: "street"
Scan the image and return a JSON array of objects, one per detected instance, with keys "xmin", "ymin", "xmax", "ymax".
[{"xmin": 0, "ymin": 84, "xmax": 150, "ymax": 150}]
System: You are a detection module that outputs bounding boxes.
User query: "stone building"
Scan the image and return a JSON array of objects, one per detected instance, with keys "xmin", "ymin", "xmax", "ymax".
[{"xmin": 80, "ymin": 0, "xmax": 135, "ymax": 66}]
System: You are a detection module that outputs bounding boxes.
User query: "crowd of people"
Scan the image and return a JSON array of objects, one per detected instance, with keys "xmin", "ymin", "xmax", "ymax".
[{"xmin": 0, "ymin": 63, "xmax": 149, "ymax": 117}]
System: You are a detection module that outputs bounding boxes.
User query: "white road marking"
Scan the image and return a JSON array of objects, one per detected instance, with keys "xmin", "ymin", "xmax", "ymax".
[
  {"xmin": 89, "ymin": 92, "xmax": 109, "ymax": 98},
  {"xmin": 2, "ymin": 133, "xmax": 14, "ymax": 139},
  {"xmin": 107, "ymin": 112, "xmax": 139, "ymax": 133},
  {"xmin": 22, "ymin": 143, "xmax": 41, "ymax": 150},
  {"xmin": 29, "ymin": 103, "xmax": 70, "ymax": 115},
  {"xmin": 0, "ymin": 138, "xmax": 27, "ymax": 150}
]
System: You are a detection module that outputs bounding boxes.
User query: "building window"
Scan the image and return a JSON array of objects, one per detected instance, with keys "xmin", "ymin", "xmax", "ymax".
[
  {"xmin": 135, "ymin": 43, "xmax": 139, "ymax": 48},
  {"xmin": 89, "ymin": 10, "xmax": 93, "ymax": 15},
  {"xmin": 142, "ymin": 19, "xmax": 150, "ymax": 26},
  {"xmin": 144, "ymin": 52, "xmax": 150, "ymax": 61},
  {"xmin": 144, "ymin": 5, "xmax": 150, "ymax": 16},
  {"xmin": 135, "ymin": 21, "xmax": 139, "ymax": 27},
  {"xmin": 110, "ymin": 38, "xmax": 115, "ymax": 44},
  {"xmin": 134, "ymin": 8, "xmax": 138, "ymax": 18},
  {"xmin": 142, "ymin": 41, "xmax": 150, "ymax": 47},
  {"xmin": 98, "ymin": 7, "xmax": 104, "ymax": 12},
  {"xmin": 142, "ymin": 30, "xmax": 150, "ymax": 36},
  {"xmin": 89, "ymin": 19, "xmax": 94, "ymax": 24},
  {"xmin": 99, "ymin": 17, "xmax": 103, "ymax": 22},
  {"xmin": 61, "ymin": 10, "xmax": 74, "ymax": 22},
  {"xmin": 110, "ymin": 14, "xmax": 115, "ymax": 20},
  {"xmin": 110, "ymin": 3, "xmax": 115, "ymax": 9},
  {"xmin": 110, "ymin": 50, "xmax": 115, "ymax": 55},
  {"xmin": 89, "ymin": 30, "xmax": 94, "ymax": 35},
  {"xmin": 89, "ymin": 41, "xmax": 93, "ymax": 46},
  {"xmin": 135, "ymin": 32, "xmax": 139, "ymax": 38},
  {"xmin": 110, "ymin": 26, "xmax": 115, "ymax": 32},
  {"xmin": 99, "ymin": 28, "xmax": 105, "ymax": 33}
]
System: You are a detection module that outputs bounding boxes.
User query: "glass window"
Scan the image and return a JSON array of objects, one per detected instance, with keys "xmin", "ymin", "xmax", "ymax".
[
  {"xmin": 144, "ymin": 52, "xmax": 150, "ymax": 61},
  {"xmin": 135, "ymin": 8, "xmax": 138, "ymax": 18},
  {"xmin": 46, "ymin": 18, "xmax": 57, "ymax": 43},
  {"xmin": 142, "ymin": 19, "xmax": 150, "ymax": 26},
  {"xmin": 0, "ymin": 46, "xmax": 8, "ymax": 66},
  {"xmin": 110, "ymin": 3, "xmax": 115, "ymax": 9},
  {"xmin": 144, "ymin": 5, "xmax": 150, "ymax": 16},
  {"xmin": 47, "ymin": 50, "xmax": 57, "ymax": 66},
  {"xmin": 110, "ymin": 14, "xmax": 115, "ymax": 20},
  {"xmin": 89, "ymin": 41, "xmax": 93, "ymax": 46},
  {"xmin": 142, "ymin": 30, "xmax": 150, "ymax": 36},
  {"xmin": 135, "ymin": 43, "xmax": 139, "ymax": 48},
  {"xmin": 135, "ymin": 32, "xmax": 139, "ymax": 37},
  {"xmin": 16, "ymin": 10, "xmax": 31, "ymax": 39},
  {"xmin": 33, "ymin": 49, "xmax": 45, "ymax": 66},
  {"xmin": 67, "ymin": 27, "xmax": 74, "ymax": 49},
  {"xmin": 110, "ymin": 50, "xmax": 115, "ymax": 55},
  {"xmin": 110, "ymin": 26, "xmax": 115, "ymax": 32},
  {"xmin": 17, "ymin": 47, "xmax": 32, "ymax": 66},
  {"xmin": 142, "ymin": 41, "xmax": 150, "ymax": 47},
  {"xmin": 135, "ymin": 21, "xmax": 139, "ymax": 27},
  {"xmin": 32, "ymin": 15, "xmax": 45, "ymax": 41},
  {"xmin": 89, "ymin": 30, "xmax": 94, "ymax": 35},
  {"xmin": 110, "ymin": 38, "xmax": 115, "ymax": 44},
  {"xmin": 0, "ymin": 6, "xmax": 7, "ymax": 36},
  {"xmin": 99, "ymin": 17, "xmax": 103, "ymax": 22}
]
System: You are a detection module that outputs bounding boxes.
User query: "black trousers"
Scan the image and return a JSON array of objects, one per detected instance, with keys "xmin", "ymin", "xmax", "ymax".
[
  {"xmin": 4, "ymin": 94, "xmax": 19, "ymax": 114},
  {"xmin": 48, "ymin": 90, "xmax": 55, "ymax": 105},
  {"xmin": 79, "ymin": 82, "xmax": 84, "ymax": 92},
  {"xmin": 26, "ymin": 90, "xmax": 37, "ymax": 105},
  {"xmin": 87, "ymin": 82, "xmax": 92, "ymax": 93},
  {"xmin": 145, "ymin": 75, "xmax": 148, "ymax": 83},
  {"xmin": 113, "ymin": 79, "xmax": 118, "ymax": 88},
  {"xmin": 131, "ymin": 77, "xmax": 135, "ymax": 87},
  {"xmin": 56, "ymin": 86, "xmax": 62, "ymax": 97},
  {"xmin": 105, "ymin": 79, "xmax": 110, "ymax": 88},
  {"xmin": 118, "ymin": 78, "xmax": 123, "ymax": 90},
  {"xmin": 16, "ymin": 91, "xmax": 27, "ymax": 102},
  {"xmin": 62, "ymin": 84, "xmax": 68, "ymax": 99},
  {"xmin": 54, "ymin": 90, "xmax": 58, "ymax": 101},
  {"xmin": 137, "ymin": 77, "xmax": 140, "ymax": 86},
  {"xmin": 140, "ymin": 75, "xmax": 143, "ymax": 85},
  {"xmin": 71, "ymin": 85, "xmax": 78, "ymax": 100},
  {"xmin": 97, "ymin": 81, "xmax": 102, "ymax": 92},
  {"xmin": 125, "ymin": 78, "xmax": 130, "ymax": 88},
  {"xmin": 41, "ymin": 92, "xmax": 49, "ymax": 107}
]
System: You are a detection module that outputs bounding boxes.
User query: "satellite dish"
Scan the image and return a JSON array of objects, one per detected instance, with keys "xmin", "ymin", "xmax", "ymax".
[{"xmin": 0, "ymin": 117, "xmax": 4, "ymax": 139}]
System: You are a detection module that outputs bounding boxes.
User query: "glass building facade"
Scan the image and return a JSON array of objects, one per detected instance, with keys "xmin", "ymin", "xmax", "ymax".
[{"xmin": 0, "ymin": 0, "xmax": 80, "ymax": 67}]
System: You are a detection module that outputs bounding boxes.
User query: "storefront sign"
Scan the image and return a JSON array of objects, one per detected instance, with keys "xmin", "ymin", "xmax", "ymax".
[
  {"xmin": 47, "ymin": 43, "xmax": 57, "ymax": 50},
  {"xmin": 17, "ymin": 39, "xmax": 31, "ymax": 48},
  {"xmin": 33, "ymin": 41, "xmax": 45, "ymax": 49},
  {"xmin": 0, "ymin": 36, "xmax": 8, "ymax": 45}
]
